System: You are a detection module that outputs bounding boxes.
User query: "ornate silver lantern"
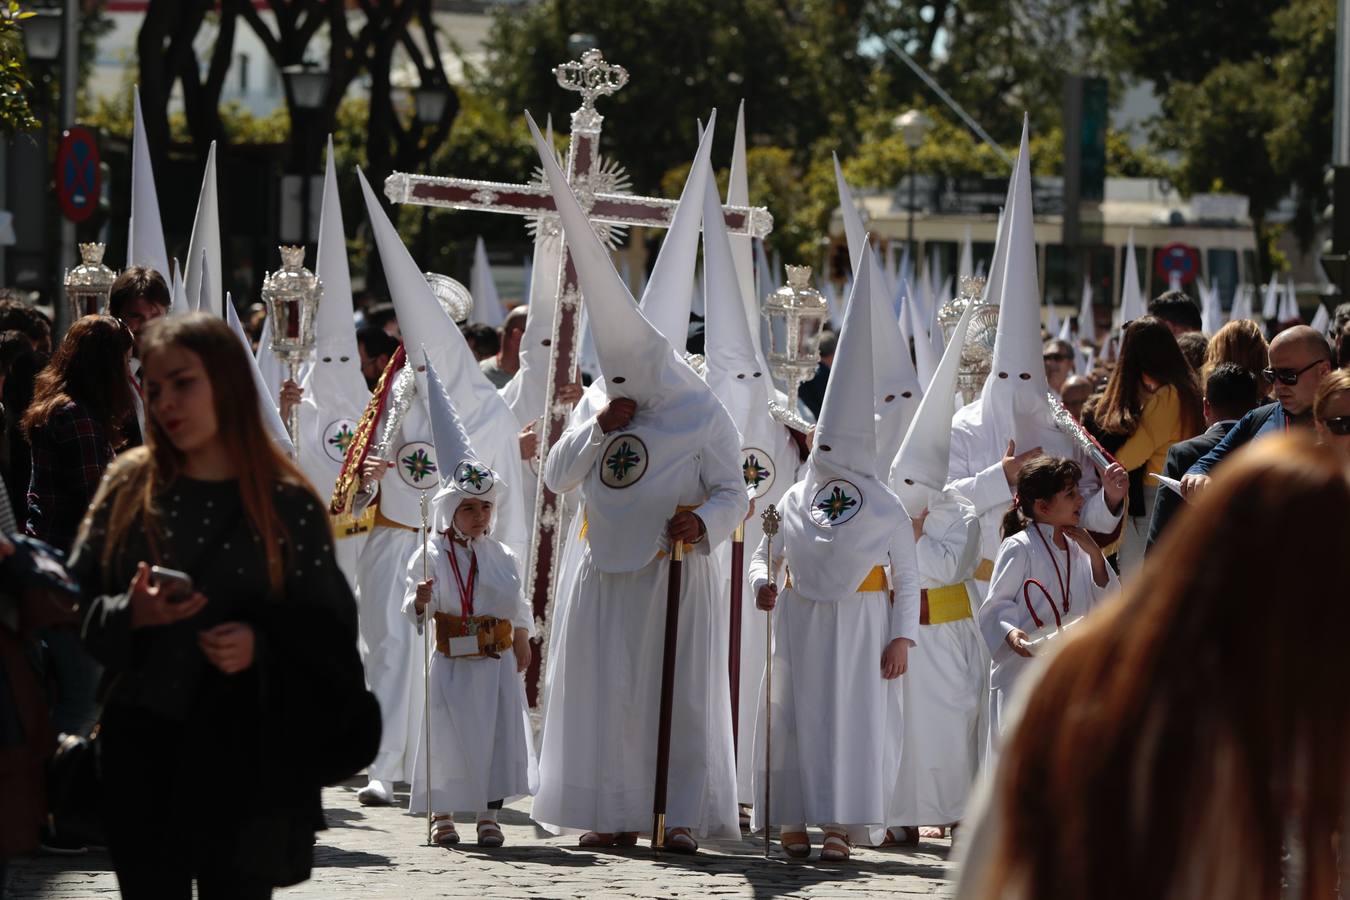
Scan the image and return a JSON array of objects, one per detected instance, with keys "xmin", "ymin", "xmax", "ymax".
[
  {"xmin": 937, "ymin": 274, "xmax": 1000, "ymax": 401},
  {"xmin": 64, "ymin": 242, "xmax": 117, "ymax": 321},
  {"xmin": 762, "ymin": 265, "xmax": 830, "ymax": 432},
  {"xmin": 262, "ymin": 246, "xmax": 322, "ymax": 456},
  {"xmin": 424, "ymin": 271, "xmax": 473, "ymax": 324}
]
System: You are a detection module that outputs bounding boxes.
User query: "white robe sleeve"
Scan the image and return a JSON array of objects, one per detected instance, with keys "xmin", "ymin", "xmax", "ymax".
[
  {"xmin": 1076, "ymin": 461, "xmax": 1123, "ymax": 534},
  {"xmin": 887, "ymin": 524, "xmax": 921, "ymax": 645},
  {"xmin": 502, "ymin": 546, "xmax": 535, "ymax": 637},
  {"xmin": 401, "ymin": 542, "xmax": 431, "ymax": 626},
  {"xmin": 541, "ymin": 415, "xmax": 606, "ymax": 495},
  {"xmin": 747, "ymin": 531, "xmax": 783, "ymax": 597},
  {"xmin": 948, "ymin": 424, "xmax": 1012, "ymax": 516},
  {"xmin": 917, "ymin": 504, "xmax": 981, "ymax": 587},
  {"xmin": 978, "ymin": 536, "xmax": 1032, "ymax": 656},
  {"xmin": 691, "ymin": 407, "xmax": 751, "ymax": 551}
]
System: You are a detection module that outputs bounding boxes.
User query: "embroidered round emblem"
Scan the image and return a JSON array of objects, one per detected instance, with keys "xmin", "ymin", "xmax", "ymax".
[
  {"xmin": 809, "ymin": 478, "xmax": 864, "ymax": 527},
  {"xmin": 599, "ymin": 433, "xmax": 649, "ymax": 489},
  {"xmin": 454, "ymin": 459, "xmax": 494, "ymax": 496},
  {"xmin": 396, "ymin": 441, "xmax": 439, "ymax": 490},
  {"xmin": 741, "ymin": 447, "xmax": 776, "ymax": 500},
  {"xmin": 322, "ymin": 418, "xmax": 359, "ymax": 464}
]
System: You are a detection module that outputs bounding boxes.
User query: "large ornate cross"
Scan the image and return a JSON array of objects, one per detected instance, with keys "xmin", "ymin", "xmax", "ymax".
[{"xmin": 385, "ymin": 50, "xmax": 773, "ymax": 705}]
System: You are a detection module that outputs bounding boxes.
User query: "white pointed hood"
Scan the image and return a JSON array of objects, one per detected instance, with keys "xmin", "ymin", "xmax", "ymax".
[
  {"xmin": 1078, "ymin": 276, "xmax": 1094, "ymax": 341},
  {"xmin": 979, "ymin": 117, "xmax": 1055, "ymax": 451},
  {"xmin": 298, "ymin": 139, "xmax": 370, "ymax": 493},
  {"xmin": 1310, "ymin": 302, "xmax": 1330, "ymax": 335},
  {"xmin": 502, "ymin": 215, "xmax": 563, "ymax": 427},
  {"xmin": 469, "ymin": 237, "xmax": 506, "ymax": 327},
  {"xmin": 224, "ymin": 291, "xmax": 295, "ymax": 457},
  {"xmin": 169, "ymin": 258, "xmax": 188, "ymax": 316},
  {"xmin": 958, "ymin": 225, "xmax": 974, "ymax": 281},
  {"xmin": 528, "ymin": 111, "xmax": 732, "ymax": 572},
  {"xmin": 184, "ymin": 142, "xmax": 222, "ymax": 316},
  {"xmin": 1231, "ymin": 282, "xmax": 1254, "ymax": 322},
  {"xmin": 127, "ymin": 88, "xmax": 169, "ymax": 278},
  {"xmin": 637, "ymin": 117, "xmax": 716, "ymax": 353},
  {"xmin": 1201, "ymin": 277, "xmax": 1225, "ymax": 335},
  {"xmin": 891, "ymin": 300, "xmax": 975, "ymax": 515},
  {"xmin": 833, "ymin": 155, "xmax": 924, "ymax": 467},
  {"xmin": 423, "ymin": 351, "xmax": 503, "ymax": 534},
  {"xmin": 1120, "ymin": 228, "xmax": 1145, "ymax": 324},
  {"xmin": 782, "ymin": 257, "xmax": 904, "ymax": 604},
  {"xmin": 908, "ymin": 286, "xmax": 942, "ymax": 387},
  {"xmin": 980, "ymin": 144, "xmax": 1019, "ymax": 307},
  {"xmin": 728, "ymin": 101, "xmax": 768, "ymax": 370}
]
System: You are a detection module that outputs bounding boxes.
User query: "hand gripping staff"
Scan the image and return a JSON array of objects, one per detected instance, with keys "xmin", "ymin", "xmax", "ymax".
[{"xmin": 759, "ymin": 503, "xmax": 781, "ymax": 857}]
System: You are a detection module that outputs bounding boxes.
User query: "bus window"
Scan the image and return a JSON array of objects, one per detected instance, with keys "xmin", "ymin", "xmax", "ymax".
[{"xmin": 1206, "ymin": 248, "xmax": 1239, "ymax": 309}]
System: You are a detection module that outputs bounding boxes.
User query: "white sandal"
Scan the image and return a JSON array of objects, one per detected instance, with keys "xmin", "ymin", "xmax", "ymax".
[
  {"xmin": 476, "ymin": 820, "xmax": 504, "ymax": 848},
  {"xmin": 663, "ymin": 827, "xmax": 699, "ymax": 855},
  {"xmin": 432, "ymin": 815, "xmax": 459, "ymax": 847},
  {"xmin": 820, "ymin": 830, "xmax": 851, "ymax": 862}
]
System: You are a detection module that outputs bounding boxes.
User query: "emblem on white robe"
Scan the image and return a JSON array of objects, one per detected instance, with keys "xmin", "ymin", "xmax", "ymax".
[
  {"xmin": 809, "ymin": 479, "xmax": 864, "ymax": 526},
  {"xmin": 397, "ymin": 440, "xmax": 439, "ymax": 489},
  {"xmin": 454, "ymin": 460, "xmax": 495, "ymax": 495},
  {"xmin": 323, "ymin": 418, "xmax": 359, "ymax": 463},
  {"xmin": 599, "ymin": 434, "xmax": 648, "ymax": 489},
  {"xmin": 741, "ymin": 447, "xmax": 776, "ymax": 499}
]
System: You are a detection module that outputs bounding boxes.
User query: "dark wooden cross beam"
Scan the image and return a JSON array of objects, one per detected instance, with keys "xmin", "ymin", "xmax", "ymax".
[{"xmin": 385, "ymin": 51, "xmax": 773, "ymax": 706}]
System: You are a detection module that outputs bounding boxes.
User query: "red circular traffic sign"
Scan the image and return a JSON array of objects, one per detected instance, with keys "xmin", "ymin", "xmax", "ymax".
[
  {"xmin": 1155, "ymin": 242, "xmax": 1200, "ymax": 285},
  {"xmin": 55, "ymin": 126, "xmax": 101, "ymax": 223}
]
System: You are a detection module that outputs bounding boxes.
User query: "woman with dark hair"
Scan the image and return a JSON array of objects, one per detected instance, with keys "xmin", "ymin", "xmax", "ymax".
[
  {"xmin": 21, "ymin": 315, "xmax": 135, "ymax": 553},
  {"xmin": 957, "ymin": 433, "xmax": 1350, "ymax": 900},
  {"xmin": 68, "ymin": 313, "xmax": 371, "ymax": 898},
  {"xmin": 1083, "ymin": 316, "xmax": 1203, "ymax": 574},
  {"xmin": 977, "ymin": 456, "xmax": 1118, "ymax": 750}
]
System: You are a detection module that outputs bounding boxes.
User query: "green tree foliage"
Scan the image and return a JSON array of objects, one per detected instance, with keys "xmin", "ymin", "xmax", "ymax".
[{"xmin": 0, "ymin": 1, "xmax": 40, "ymax": 135}]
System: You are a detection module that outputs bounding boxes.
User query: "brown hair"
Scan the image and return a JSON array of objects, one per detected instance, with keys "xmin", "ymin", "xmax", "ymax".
[
  {"xmin": 88, "ymin": 313, "xmax": 315, "ymax": 593},
  {"xmin": 1202, "ymin": 318, "xmax": 1269, "ymax": 386},
  {"xmin": 1091, "ymin": 316, "xmax": 1203, "ymax": 438},
  {"xmin": 1313, "ymin": 368, "xmax": 1350, "ymax": 421},
  {"xmin": 21, "ymin": 315, "xmax": 134, "ymax": 441},
  {"xmin": 109, "ymin": 266, "xmax": 171, "ymax": 319},
  {"xmin": 1001, "ymin": 455, "xmax": 1082, "ymax": 539},
  {"xmin": 973, "ymin": 433, "xmax": 1350, "ymax": 900}
]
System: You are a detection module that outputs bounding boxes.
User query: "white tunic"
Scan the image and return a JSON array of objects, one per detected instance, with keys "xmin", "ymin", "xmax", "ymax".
[
  {"xmin": 888, "ymin": 489, "xmax": 989, "ymax": 828},
  {"xmin": 947, "ymin": 399, "xmax": 1122, "ymax": 597},
  {"xmin": 533, "ymin": 409, "xmax": 748, "ymax": 838},
  {"xmin": 746, "ymin": 481, "xmax": 920, "ymax": 840},
  {"xmin": 978, "ymin": 523, "xmax": 1118, "ymax": 744},
  {"xmin": 401, "ymin": 536, "xmax": 537, "ymax": 814}
]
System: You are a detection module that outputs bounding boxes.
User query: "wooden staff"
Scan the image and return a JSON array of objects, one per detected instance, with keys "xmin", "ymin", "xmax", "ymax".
[
  {"xmin": 420, "ymin": 490, "xmax": 433, "ymax": 846},
  {"xmin": 651, "ymin": 539, "xmax": 685, "ymax": 850},
  {"xmin": 728, "ymin": 521, "xmax": 745, "ymax": 758},
  {"xmin": 759, "ymin": 503, "xmax": 781, "ymax": 858}
]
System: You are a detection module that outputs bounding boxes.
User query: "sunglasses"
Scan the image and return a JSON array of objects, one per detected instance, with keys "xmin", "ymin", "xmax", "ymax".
[
  {"xmin": 1261, "ymin": 360, "xmax": 1322, "ymax": 386},
  {"xmin": 1043, "ymin": 353, "xmax": 1072, "ymax": 362},
  {"xmin": 1322, "ymin": 415, "xmax": 1350, "ymax": 436}
]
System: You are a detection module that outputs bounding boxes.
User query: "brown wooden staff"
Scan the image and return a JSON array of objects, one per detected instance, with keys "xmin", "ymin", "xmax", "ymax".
[
  {"xmin": 760, "ymin": 503, "xmax": 781, "ymax": 858},
  {"xmin": 651, "ymin": 539, "xmax": 685, "ymax": 849},
  {"xmin": 728, "ymin": 522, "xmax": 744, "ymax": 757}
]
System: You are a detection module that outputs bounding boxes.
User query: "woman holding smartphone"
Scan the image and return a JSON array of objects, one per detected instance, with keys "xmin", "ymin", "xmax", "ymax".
[{"xmin": 68, "ymin": 313, "xmax": 365, "ymax": 899}]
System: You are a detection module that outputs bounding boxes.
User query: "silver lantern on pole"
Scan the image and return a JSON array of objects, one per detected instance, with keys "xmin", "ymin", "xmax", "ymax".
[
  {"xmin": 937, "ymin": 274, "xmax": 999, "ymax": 401},
  {"xmin": 424, "ymin": 271, "xmax": 473, "ymax": 324},
  {"xmin": 262, "ymin": 246, "xmax": 321, "ymax": 456},
  {"xmin": 762, "ymin": 264, "xmax": 830, "ymax": 432},
  {"xmin": 63, "ymin": 242, "xmax": 117, "ymax": 322}
]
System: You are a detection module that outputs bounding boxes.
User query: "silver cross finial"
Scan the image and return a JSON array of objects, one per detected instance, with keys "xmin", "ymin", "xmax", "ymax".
[{"xmin": 554, "ymin": 50, "xmax": 629, "ymax": 110}]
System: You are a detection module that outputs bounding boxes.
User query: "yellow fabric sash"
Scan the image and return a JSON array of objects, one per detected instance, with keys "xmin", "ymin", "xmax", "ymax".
[
  {"xmin": 923, "ymin": 583, "xmax": 973, "ymax": 624},
  {"xmin": 785, "ymin": 565, "xmax": 887, "ymax": 594},
  {"xmin": 973, "ymin": 558, "xmax": 995, "ymax": 582}
]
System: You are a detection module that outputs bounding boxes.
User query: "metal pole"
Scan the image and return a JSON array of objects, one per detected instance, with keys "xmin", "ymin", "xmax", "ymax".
[
  {"xmin": 421, "ymin": 490, "xmax": 434, "ymax": 846},
  {"xmin": 56, "ymin": 0, "xmax": 79, "ymax": 339}
]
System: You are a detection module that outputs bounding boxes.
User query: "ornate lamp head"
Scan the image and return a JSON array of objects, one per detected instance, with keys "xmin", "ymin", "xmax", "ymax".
[
  {"xmin": 423, "ymin": 272, "xmax": 473, "ymax": 324},
  {"xmin": 64, "ymin": 243, "xmax": 117, "ymax": 320},
  {"xmin": 262, "ymin": 245, "xmax": 322, "ymax": 364},
  {"xmin": 553, "ymin": 49, "xmax": 629, "ymax": 110},
  {"xmin": 938, "ymin": 274, "xmax": 999, "ymax": 400},
  {"xmin": 762, "ymin": 264, "xmax": 829, "ymax": 431}
]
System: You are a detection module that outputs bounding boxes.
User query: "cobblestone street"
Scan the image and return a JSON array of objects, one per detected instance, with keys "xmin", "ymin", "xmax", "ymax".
[{"xmin": 10, "ymin": 779, "xmax": 957, "ymax": 898}]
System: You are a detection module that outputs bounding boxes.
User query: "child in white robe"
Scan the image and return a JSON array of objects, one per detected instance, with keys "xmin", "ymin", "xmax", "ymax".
[
  {"xmin": 885, "ymin": 487, "xmax": 988, "ymax": 844},
  {"xmin": 978, "ymin": 455, "xmax": 1119, "ymax": 752},
  {"xmin": 402, "ymin": 466, "xmax": 537, "ymax": 848}
]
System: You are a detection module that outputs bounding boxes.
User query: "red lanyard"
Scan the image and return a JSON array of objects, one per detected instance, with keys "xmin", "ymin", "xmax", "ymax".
[
  {"xmin": 1031, "ymin": 523, "xmax": 1071, "ymax": 614},
  {"xmin": 445, "ymin": 542, "xmax": 478, "ymax": 617}
]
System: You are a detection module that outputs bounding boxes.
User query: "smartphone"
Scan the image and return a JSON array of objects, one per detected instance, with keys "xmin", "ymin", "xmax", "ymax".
[{"xmin": 149, "ymin": 565, "xmax": 194, "ymax": 600}]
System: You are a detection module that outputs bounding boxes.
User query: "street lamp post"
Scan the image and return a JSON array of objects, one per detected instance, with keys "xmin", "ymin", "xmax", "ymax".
[
  {"xmin": 895, "ymin": 109, "xmax": 932, "ymax": 267},
  {"xmin": 409, "ymin": 78, "xmax": 450, "ymax": 266},
  {"xmin": 282, "ymin": 63, "xmax": 330, "ymax": 253}
]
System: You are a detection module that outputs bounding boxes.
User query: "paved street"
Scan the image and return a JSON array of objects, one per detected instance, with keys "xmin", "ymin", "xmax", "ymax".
[{"xmin": 10, "ymin": 779, "xmax": 957, "ymax": 898}]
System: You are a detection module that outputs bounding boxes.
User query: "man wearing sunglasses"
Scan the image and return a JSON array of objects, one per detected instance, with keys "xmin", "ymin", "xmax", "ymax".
[{"xmin": 1181, "ymin": 326, "xmax": 1333, "ymax": 497}]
